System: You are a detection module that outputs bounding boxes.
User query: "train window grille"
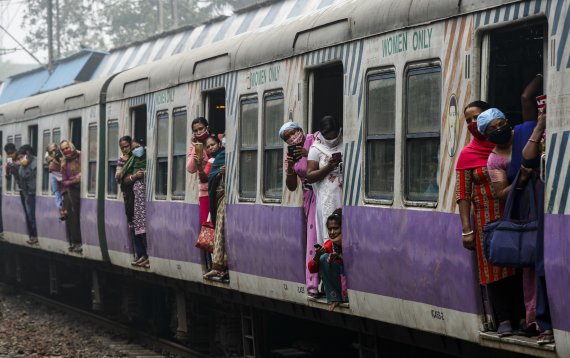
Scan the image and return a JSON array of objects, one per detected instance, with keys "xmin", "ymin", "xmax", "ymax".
[
  {"xmin": 171, "ymin": 109, "xmax": 187, "ymax": 199},
  {"xmin": 404, "ymin": 66, "xmax": 441, "ymax": 203},
  {"xmin": 107, "ymin": 121, "xmax": 119, "ymax": 197},
  {"xmin": 263, "ymin": 93, "xmax": 284, "ymax": 201},
  {"xmin": 87, "ymin": 124, "xmax": 97, "ymax": 195},
  {"xmin": 155, "ymin": 111, "xmax": 169, "ymax": 199},
  {"xmin": 42, "ymin": 130, "xmax": 51, "ymax": 194},
  {"xmin": 239, "ymin": 98, "xmax": 259, "ymax": 200},
  {"xmin": 13, "ymin": 134, "xmax": 22, "ymax": 192},
  {"xmin": 6, "ymin": 136, "xmax": 13, "ymax": 193},
  {"xmin": 365, "ymin": 72, "xmax": 396, "ymax": 201}
]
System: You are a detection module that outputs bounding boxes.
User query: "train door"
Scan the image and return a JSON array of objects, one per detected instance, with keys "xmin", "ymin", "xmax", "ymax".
[
  {"xmin": 69, "ymin": 118, "xmax": 82, "ymax": 151},
  {"xmin": 205, "ymin": 89, "xmax": 226, "ymax": 135},
  {"xmin": 131, "ymin": 105, "xmax": 148, "ymax": 145},
  {"xmin": 309, "ymin": 64, "xmax": 343, "ymax": 132},
  {"xmin": 481, "ymin": 20, "xmax": 547, "ymax": 334}
]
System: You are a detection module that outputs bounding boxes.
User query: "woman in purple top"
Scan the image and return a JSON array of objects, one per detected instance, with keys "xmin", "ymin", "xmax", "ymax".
[{"xmin": 279, "ymin": 122, "xmax": 319, "ymax": 297}]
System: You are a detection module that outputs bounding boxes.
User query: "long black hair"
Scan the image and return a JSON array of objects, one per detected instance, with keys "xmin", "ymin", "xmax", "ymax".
[{"xmin": 464, "ymin": 100, "xmax": 491, "ymax": 115}]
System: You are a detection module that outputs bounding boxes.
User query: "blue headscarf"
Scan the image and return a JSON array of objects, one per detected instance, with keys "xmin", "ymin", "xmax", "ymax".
[
  {"xmin": 477, "ymin": 108, "xmax": 505, "ymax": 134},
  {"xmin": 278, "ymin": 122, "xmax": 302, "ymax": 141}
]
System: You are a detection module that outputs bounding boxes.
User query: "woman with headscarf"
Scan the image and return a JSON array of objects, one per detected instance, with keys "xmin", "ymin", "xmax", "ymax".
[
  {"xmin": 279, "ymin": 121, "xmax": 320, "ymax": 297},
  {"xmin": 202, "ymin": 136, "xmax": 228, "ymax": 280},
  {"xmin": 478, "ymin": 107, "xmax": 539, "ymax": 337},
  {"xmin": 306, "ymin": 116, "xmax": 343, "ymax": 245},
  {"xmin": 455, "ymin": 102, "xmax": 523, "ymax": 337},
  {"xmin": 119, "ymin": 139, "xmax": 149, "ymax": 268},
  {"xmin": 60, "ymin": 140, "xmax": 83, "ymax": 253}
]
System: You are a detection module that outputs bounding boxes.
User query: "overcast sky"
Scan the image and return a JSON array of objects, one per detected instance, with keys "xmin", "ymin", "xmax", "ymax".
[{"xmin": 1, "ymin": 0, "xmax": 46, "ymax": 64}]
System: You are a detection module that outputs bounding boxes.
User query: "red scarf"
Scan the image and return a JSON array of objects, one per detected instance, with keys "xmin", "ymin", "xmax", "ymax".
[{"xmin": 456, "ymin": 136, "xmax": 496, "ymax": 170}]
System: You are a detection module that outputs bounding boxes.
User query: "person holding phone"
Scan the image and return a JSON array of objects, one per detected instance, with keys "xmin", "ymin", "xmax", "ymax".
[
  {"xmin": 306, "ymin": 115, "xmax": 343, "ymax": 245},
  {"xmin": 279, "ymin": 121, "xmax": 320, "ymax": 297},
  {"xmin": 308, "ymin": 209, "xmax": 347, "ymax": 311},
  {"xmin": 187, "ymin": 117, "xmax": 214, "ymax": 226}
]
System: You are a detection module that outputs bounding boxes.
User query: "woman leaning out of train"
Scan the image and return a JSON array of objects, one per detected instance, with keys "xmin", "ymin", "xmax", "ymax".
[
  {"xmin": 308, "ymin": 209, "xmax": 347, "ymax": 311},
  {"xmin": 306, "ymin": 115, "xmax": 343, "ymax": 245},
  {"xmin": 187, "ymin": 117, "xmax": 215, "ymax": 269},
  {"xmin": 60, "ymin": 140, "xmax": 83, "ymax": 253},
  {"xmin": 202, "ymin": 135, "xmax": 228, "ymax": 281},
  {"xmin": 118, "ymin": 138, "xmax": 150, "ymax": 268},
  {"xmin": 17, "ymin": 145, "xmax": 39, "ymax": 246},
  {"xmin": 279, "ymin": 121, "xmax": 320, "ymax": 298},
  {"xmin": 455, "ymin": 101, "xmax": 525, "ymax": 337},
  {"xmin": 520, "ymin": 105, "xmax": 554, "ymax": 344}
]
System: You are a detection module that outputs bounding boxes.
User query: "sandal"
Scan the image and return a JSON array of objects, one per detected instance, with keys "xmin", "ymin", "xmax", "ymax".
[
  {"xmin": 537, "ymin": 330, "xmax": 554, "ymax": 345},
  {"xmin": 203, "ymin": 269, "xmax": 222, "ymax": 279}
]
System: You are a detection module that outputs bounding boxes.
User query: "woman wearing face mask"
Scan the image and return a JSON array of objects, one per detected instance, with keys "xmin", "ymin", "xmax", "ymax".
[
  {"xmin": 306, "ymin": 116, "xmax": 343, "ymax": 245},
  {"xmin": 279, "ymin": 121, "xmax": 320, "ymax": 297},
  {"xmin": 120, "ymin": 139, "xmax": 149, "ymax": 268},
  {"xmin": 187, "ymin": 117, "xmax": 214, "ymax": 225},
  {"xmin": 455, "ymin": 102, "xmax": 523, "ymax": 337},
  {"xmin": 60, "ymin": 140, "xmax": 83, "ymax": 253}
]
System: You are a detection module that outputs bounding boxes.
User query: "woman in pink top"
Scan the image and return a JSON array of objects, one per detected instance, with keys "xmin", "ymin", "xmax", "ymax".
[{"xmin": 186, "ymin": 117, "xmax": 213, "ymax": 225}]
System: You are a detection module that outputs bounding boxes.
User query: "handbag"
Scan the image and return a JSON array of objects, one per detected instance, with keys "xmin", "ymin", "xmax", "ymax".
[
  {"xmin": 195, "ymin": 222, "xmax": 215, "ymax": 253},
  {"xmin": 483, "ymin": 171, "xmax": 537, "ymax": 268}
]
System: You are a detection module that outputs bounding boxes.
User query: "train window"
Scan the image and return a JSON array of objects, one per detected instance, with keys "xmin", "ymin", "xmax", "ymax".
[
  {"xmin": 205, "ymin": 89, "xmax": 226, "ymax": 135},
  {"xmin": 69, "ymin": 118, "xmax": 81, "ymax": 150},
  {"xmin": 28, "ymin": 125, "xmax": 38, "ymax": 156},
  {"xmin": 155, "ymin": 111, "xmax": 169, "ymax": 199},
  {"xmin": 365, "ymin": 72, "xmax": 396, "ymax": 201},
  {"xmin": 239, "ymin": 98, "xmax": 259, "ymax": 200},
  {"xmin": 263, "ymin": 93, "xmax": 284, "ymax": 201},
  {"xmin": 13, "ymin": 134, "xmax": 21, "ymax": 193},
  {"xmin": 404, "ymin": 66, "xmax": 441, "ymax": 203},
  {"xmin": 107, "ymin": 122, "xmax": 119, "ymax": 196},
  {"xmin": 87, "ymin": 124, "xmax": 97, "ymax": 195},
  {"xmin": 131, "ymin": 106, "xmax": 147, "ymax": 144},
  {"xmin": 42, "ymin": 130, "xmax": 51, "ymax": 194},
  {"xmin": 52, "ymin": 128, "xmax": 61, "ymax": 145},
  {"xmin": 171, "ymin": 109, "xmax": 187, "ymax": 199}
]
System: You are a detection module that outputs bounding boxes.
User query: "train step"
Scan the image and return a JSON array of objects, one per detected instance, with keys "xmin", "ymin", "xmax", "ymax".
[{"xmin": 479, "ymin": 331, "xmax": 556, "ymax": 358}]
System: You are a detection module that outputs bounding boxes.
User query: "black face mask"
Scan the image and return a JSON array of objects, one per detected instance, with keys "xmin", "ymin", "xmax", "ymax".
[{"xmin": 487, "ymin": 125, "xmax": 512, "ymax": 145}]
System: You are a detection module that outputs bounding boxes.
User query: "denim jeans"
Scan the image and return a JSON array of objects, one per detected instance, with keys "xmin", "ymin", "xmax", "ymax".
[{"xmin": 21, "ymin": 192, "xmax": 37, "ymax": 237}]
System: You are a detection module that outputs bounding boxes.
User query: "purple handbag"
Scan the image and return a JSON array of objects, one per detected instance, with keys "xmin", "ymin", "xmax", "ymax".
[{"xmin": 483, "ymin": 171, "xmax": 537, "ymax": 268}]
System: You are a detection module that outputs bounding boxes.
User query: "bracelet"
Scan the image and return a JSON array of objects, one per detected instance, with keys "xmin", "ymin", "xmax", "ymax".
[
  {"xmin": 528, "ymin": 138, "xmax": 540, "ymax": 143},
  {"xmin": 461, "ymin": 230, "xmax": 474, "ymax": 236},
  {"xmin": 129, "ymin": 175, "xmax": 133, "ymax": 181}
]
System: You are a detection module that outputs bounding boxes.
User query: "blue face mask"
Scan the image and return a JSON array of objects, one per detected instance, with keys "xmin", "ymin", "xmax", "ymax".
[{"xmin": 132, "ymin": 146, "xmax": 144, "ymax": 158}]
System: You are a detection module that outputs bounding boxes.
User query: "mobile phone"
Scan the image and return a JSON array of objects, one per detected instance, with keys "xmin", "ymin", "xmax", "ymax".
[
  {"xmin": 288, "ymin": 145, "xmax": 300, "ymax": 160},
  {"xmin": 314, "ymin": 243, "xmax": 322, "ymax": 249},
  {"xmin": 194, "ymin": 142, "xmax": 203, "ymax": 157},
  {"xmin": 332, "ymin": 152, "xmax": 342, "ymax": 161}
]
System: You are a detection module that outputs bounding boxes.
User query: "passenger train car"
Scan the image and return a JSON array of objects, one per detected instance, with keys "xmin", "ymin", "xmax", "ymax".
[{"xmin": 0, "ymin": 0, "xmax": 569, "ymax": 356}]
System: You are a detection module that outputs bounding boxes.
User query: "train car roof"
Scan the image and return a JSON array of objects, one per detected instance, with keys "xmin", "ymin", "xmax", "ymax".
[
  {"xmin": 107, "ymin": 0, "xmax": 521, "ymax": 100},
  {"xmin": 0, "ymin": 76, "xmax": 112, "ymax": 124}
]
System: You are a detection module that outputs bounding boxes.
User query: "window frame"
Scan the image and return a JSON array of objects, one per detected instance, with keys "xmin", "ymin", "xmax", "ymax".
[
  {"xmin": 87, "ymin": 123, "xmax": 98, "ymax": 196},
  {"xmin": 363, "ymin": 69, "xmax": 397, "ymax": 205},
  {"xmin": 155, "ymin": 110, "xmax": 170, "ymax": 200},
  {"xmin": 403, "ymin": 62, "xmax": 441, "ymax": 208},
  {"xmin": 238, "ymin": 95, "xmax": 259, "ymax": 202},
  {"xmin": 41, "ymin": 129, "xmax": 52, "ymax": 195},
  {"xmin": 106, "ymin": 121, "xmax": 119, "ymax": 198},
  {"xmin": 261, "ymin": 90, "xmax": 285, "ymax": 203},
  {"xmin": 170, "ymin": 107, "xmax": 187, "ymax": 200}
]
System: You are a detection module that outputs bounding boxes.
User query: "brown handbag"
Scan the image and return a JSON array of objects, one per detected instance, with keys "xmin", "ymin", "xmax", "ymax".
[{"xmin": 195, "ymin": 222, "xmax": 215, "ymax": 253}]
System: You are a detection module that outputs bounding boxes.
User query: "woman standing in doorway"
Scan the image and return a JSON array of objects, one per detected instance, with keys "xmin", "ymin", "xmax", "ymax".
[{"xmin": 60, "ymin": 140, "xmax": 83, "ymax": 253}]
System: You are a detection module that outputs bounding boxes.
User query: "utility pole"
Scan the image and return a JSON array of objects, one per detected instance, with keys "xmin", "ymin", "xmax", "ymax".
[
  {"xmin": 171, "ymin": 0, "xmax": 178, "ymax": 29},
  {"xmin": 55, "ymin": 0, "xmax": 60, "ymax": 59},
  {"xmin": 158, "ymin": 0, "xmax": 164, "ymax": 33},
  {"xmin": 47, "ymin": 0, "xmax": 54, "ymax": 71}
]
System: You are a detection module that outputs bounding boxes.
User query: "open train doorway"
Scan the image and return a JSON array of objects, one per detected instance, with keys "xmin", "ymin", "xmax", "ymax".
[
  {"xmin": 310, "ymin": 63, "xmax": 344, "ymax": 132},
  {"xmin": 205, "ymin": 89, "xmax": 226, "ymax": 136},
  {"xmin": 480, "ymin": 20, "xmax": 549, "ymax": 340},
  {"xmin": 69, "ymin": 118, "xmax": 82, "ymax": 151},
  {"xmin": 131, "ymin": 105, "xmax": 147, "ymax": 145}
]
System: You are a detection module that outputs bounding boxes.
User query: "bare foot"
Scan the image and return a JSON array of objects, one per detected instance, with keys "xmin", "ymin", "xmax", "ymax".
[{"xmin": 329, "ymin": 302, "xmax": 340, "ymax": 312}]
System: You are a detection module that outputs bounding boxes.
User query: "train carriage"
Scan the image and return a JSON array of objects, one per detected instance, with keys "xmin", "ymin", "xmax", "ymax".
[{"xmin": 0, "ymin": 0, "xmax": 569, "ymax": 356}]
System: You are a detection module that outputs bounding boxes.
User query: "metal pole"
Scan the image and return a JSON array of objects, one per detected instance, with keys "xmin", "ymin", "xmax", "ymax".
[{"xmin": 47, "ymin": 0, "xmax": 54, "ymax": 71}]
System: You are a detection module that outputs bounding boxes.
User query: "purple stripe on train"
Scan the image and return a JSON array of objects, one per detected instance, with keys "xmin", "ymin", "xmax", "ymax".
[
  {"xmin": 544, "ymin": 214, "xmax": 570, "ymax": 332},
  {"xmin": 104, "ymin": 199, "xmax": 202, "ymax": 264},
  {"xmin": 226, "ymin": 203, "xmax": 481, "ymax": 314}
]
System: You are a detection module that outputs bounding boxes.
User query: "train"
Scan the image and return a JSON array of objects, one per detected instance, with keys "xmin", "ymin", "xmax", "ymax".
[{"xmin": 0, "ymin": 0, "xmax": 569, "ymax": 356}]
